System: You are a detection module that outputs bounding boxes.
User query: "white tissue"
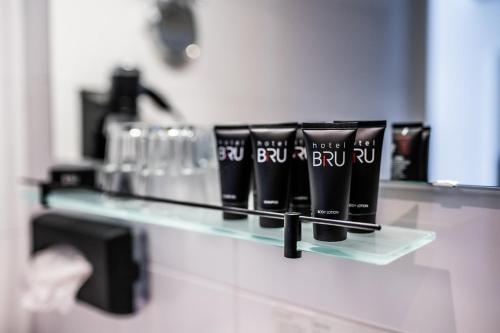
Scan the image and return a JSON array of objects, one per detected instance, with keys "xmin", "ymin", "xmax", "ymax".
[{"xmin": 22, "ymin": 244, "xmax": 93, "ymax": 314}]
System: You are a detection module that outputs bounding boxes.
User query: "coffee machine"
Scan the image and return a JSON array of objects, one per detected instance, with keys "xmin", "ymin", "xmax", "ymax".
[{"xmin": 81, "ymin": 66, "xmax": 174, "ymax": 160}]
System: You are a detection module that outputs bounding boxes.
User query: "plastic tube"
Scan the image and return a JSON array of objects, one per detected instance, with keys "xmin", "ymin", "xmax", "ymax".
[
  {"xmin": 214, "ymin": 125, "xmax": 253, "ymax": 219},
  {"xmin": 289, "ymin": 126, "xmax": 310, "ymax": 215},
  {"xmin": 302, "ymin": 123, "xmax": 357, "ymax": 241},
  {"xmin": 391, "ymin": 122, "xmax": 423, "ymax": 181},
  {"xmin": 250, "ymin": 123, "xmax": 297, "ymax": 228},
  {"xmin": 335, "ymin": 120, "xmax": 386, "ymax": 233}
]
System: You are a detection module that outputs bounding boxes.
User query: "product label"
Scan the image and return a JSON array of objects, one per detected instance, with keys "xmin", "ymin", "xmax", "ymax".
[
  {"xmin": 292, "ymin": 138, "xmax": 307, "ymax": 161},
  {"xmin": 256, "ymin": 140, "xmax": 288, "ymax": 163},
  {"xmin": 311, "ymin": 142, "xmax": 347, "ymax": 167},
  {"xmin": 352, "ymin": 139, "xmax": 376, "ymax": 164},
  {"xmin": 391, "ymin": 155, "xmax": 411, "ymax": 179},
  {"xmin": 349, "ymin": 203, "xmax": 369, "ymax": 208},
  {"xmin": 391, "ymin": 127, "xmax": 417, "ymax": 179},
  {"xmin": 263, "ymin": 200, "xmax": 279, "ymax": 205},
  {"xmin": 316, "ymin": 209, "xmax": 340, "ymax": 216},
  {"xmin": 218, "ymin": 139, "xmax": 245, "ymax": 162}
]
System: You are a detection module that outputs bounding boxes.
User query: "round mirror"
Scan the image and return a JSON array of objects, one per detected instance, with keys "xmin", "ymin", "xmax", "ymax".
[{"xmin": 150, "ymin": 0, "xmax": 199, "ymax": 67}]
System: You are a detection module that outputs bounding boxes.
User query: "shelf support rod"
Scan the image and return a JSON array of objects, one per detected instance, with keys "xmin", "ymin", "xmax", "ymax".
[{"xmin": 284, "ymin": 212, "xmax": 302, "ymax": 259}]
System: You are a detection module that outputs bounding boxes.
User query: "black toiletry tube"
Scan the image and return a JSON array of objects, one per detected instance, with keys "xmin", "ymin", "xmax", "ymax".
[
  {"xmin": 303, "ymin": 123, "xmax": 357, "ymax": 242},
  {"xmin": 335, "ymin": 121, "xmax": 386, "ymax": 233},
  {"xmin": 391, "ymin": 122, "xmax": 423, "ymax": 181},
  {"xmin": 214, "ymin": 125, "xmax": 253, "ymax": 219},
  {"xmin": 250, "ymin": 123, "xmax": 298, "ymax": 228},
  {"xmin": 419, "ymin": 126, "xmax": 431, "ymax": 182},
  {"xmin": 290, "ymin": 126, "xmax": 310, "ymax": 216}
]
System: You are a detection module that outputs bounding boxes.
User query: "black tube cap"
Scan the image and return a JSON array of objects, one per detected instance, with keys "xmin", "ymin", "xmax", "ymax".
[
  {"xmin": 313, "ymin": 224, "xmax": 347, "ymax": 242},
  {"xmin": 259, "ymin": 215, "xmax": 284, "ymax": 228},
  {"xmin": 222, "ymin": 202, "xmax": 248, "ymax": 220},
  {"xmin": 347, "ymin": 214, "xmax": 376, "ymax": 234}
]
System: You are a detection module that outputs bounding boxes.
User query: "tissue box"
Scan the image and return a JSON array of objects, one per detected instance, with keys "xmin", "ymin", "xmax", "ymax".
[{"xmin": 31, "ymin": 212, "xmax": 142, "ymax": 314}]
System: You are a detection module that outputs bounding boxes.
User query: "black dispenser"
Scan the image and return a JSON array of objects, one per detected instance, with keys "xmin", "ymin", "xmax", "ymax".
[
  {"xmin": 31, "ymin": 212, "xmax": 147, "ymax": 314},
  {"xmin": 81, "ymin": 66, "xmax": 173, "ymax": 160}
]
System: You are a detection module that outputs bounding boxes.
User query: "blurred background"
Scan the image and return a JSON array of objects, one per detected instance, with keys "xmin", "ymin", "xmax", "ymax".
[
  {"xmin": 46, "ymin": 0, "xmax": 500, "ymax": 186},
  {"xmin": 42, "ymin": 0, "xmax": 500, "ymax": 187},
  {"xmin": 1, "ymin": 0, "xmax": 500, "ymax": 332}
]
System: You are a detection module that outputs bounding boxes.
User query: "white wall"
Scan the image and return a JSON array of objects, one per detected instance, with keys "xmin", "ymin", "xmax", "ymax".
[
  {"xmin": 427, "ymin": 0, "xmax": 500, "ymax": 186},
  {"xmin": 0, "ymin": 1, "xmax": 27, "ymax": 331},
  {"xmin": 49, "ymin": 0, "xmax": 425, "ymax": 179},
  {"xmin": 0, "ymin": 0, "xmax": 50, "ymax": 332}
]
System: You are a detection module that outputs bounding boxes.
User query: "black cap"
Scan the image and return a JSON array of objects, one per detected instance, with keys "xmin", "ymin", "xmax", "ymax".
[
  {"xmin": 259, "ymin": 216, "xmax": 284, "ymax": 228},
  {"xmin": 347, "ymin": 214, "xmax": 376, "ymax": 234},
  {"xmin": 313, "ymin": 224, "xmax": 347, "ymax": 242},
  {"xmin": 222, "ymin": 202, "xmax": 248, "ymax": 220}
]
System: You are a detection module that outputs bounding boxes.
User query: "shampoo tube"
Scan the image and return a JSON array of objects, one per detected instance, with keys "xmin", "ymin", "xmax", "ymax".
[
  {"xmin": 303, "ymin": 123, "xmax": 357, "ymax": 242},
  {"xmin": 335, "ymin": 121, "xmax": 386, "ymax": 233},
  {"xmin": 290, "ymin": 127, "xmax": 310, "ymax": 215},
  {"xmin": 214, "ymin": 125, "xmax": 253, "ymax": 219},
  {"xmin": 250, "ymin": 123, "xmax": 297, "ymax": 228}
]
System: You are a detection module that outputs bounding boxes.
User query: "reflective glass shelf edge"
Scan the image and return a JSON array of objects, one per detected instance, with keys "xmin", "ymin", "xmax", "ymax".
[{"xmin": 40, "ymin": 189, "xmax": 435, "ymax": 265}]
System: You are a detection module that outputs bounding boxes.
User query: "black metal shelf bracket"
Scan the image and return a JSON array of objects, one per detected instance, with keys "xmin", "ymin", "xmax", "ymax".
[
  {"xmin": 284, "ymin": 212, "xmax": 302, "ymax": 259},
  {"xmin": 40, "ymin": 182, "xmax": 52, "ymax": 208}
]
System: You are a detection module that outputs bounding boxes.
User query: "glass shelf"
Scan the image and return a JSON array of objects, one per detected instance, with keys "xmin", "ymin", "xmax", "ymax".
[{"xmin": 39, "ymin": 189, "xmax": 435, "ymax": 265}]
